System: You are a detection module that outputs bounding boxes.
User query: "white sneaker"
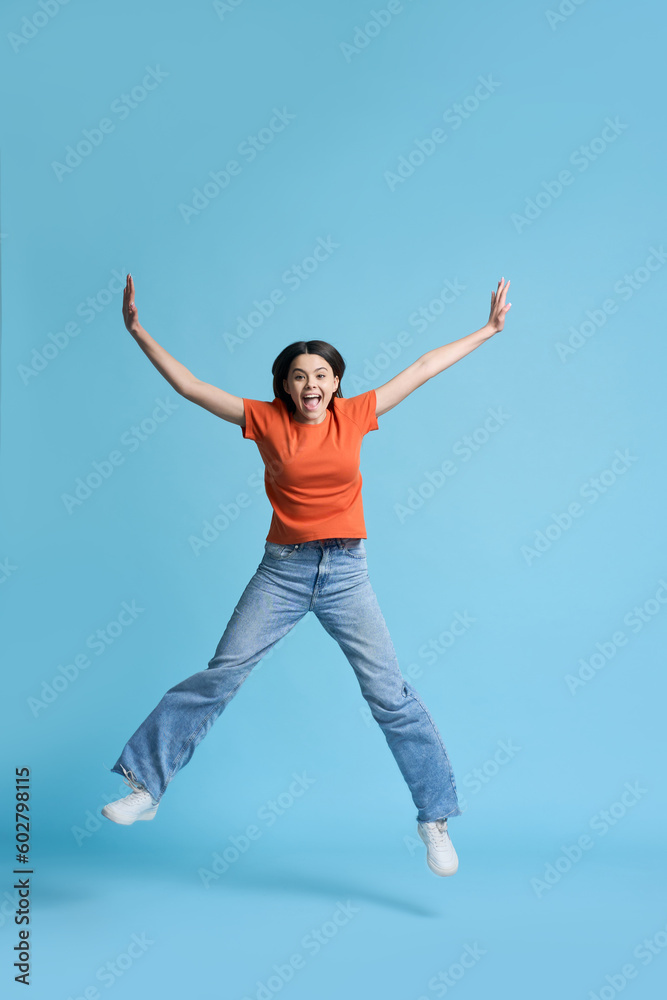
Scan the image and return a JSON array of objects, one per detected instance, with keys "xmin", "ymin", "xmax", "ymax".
[
  {"xmin": 101, "ymin": 767, "xmax": 159, "ymax": 826},
  {"xmin": 417, "ymin": 818, "xmax": 459, "ymax": 876}
]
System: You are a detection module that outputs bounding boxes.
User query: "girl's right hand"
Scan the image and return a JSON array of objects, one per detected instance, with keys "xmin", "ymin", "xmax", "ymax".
[
  {"xmin": 487, "ymin": 277, "xmax": 511, "ymax": 334},
  {"xmin": 122, "ymin": 273, "xmax": 140, "ymax": 333}
]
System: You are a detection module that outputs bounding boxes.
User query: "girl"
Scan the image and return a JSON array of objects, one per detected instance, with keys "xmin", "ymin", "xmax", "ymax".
[{"xmin": 102, "ymin": 274, "xmax": 511, "ymax": 877}]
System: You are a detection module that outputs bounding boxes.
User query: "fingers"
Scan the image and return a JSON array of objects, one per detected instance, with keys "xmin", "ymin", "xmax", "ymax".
[
  {"xmin": 497, "ymin": 277, "xmax": 510, "ymax": 302},
  {"xmin": 490, "ymin": 278, "xmax": 511, "ymax": 324},
  {"xmin": 122, "ymin": 273, "xmax": 136, "ymax": 322}
]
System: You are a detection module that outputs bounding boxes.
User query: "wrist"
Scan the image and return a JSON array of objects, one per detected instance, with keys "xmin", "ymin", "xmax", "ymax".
[{"xmin": 129, "ymin": 322, "xmax": 146, "ymax": 340}]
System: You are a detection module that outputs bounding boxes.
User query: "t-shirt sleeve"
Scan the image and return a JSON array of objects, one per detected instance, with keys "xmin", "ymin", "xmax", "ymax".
[
  {"xmin": 341, "ymin": 389, "xmax": 379, "ymax": 435},
  {"xmin": 240, "ymin": 398, "xmax": 277, "ymax": 442}
]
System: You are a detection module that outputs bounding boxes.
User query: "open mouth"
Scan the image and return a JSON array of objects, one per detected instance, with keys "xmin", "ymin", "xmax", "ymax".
[{"xmin": 302, "ymin": 394, "xmax": 321, "ymax": 411}]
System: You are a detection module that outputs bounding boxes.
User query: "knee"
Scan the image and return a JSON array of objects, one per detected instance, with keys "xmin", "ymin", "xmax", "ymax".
[
  {"xmin": 401, "ymin": 679, "xmax": 420, "ymax": 698},
  {"xmin": 367, "ymin": 683, "xmax": 411, "ymax": 720}
]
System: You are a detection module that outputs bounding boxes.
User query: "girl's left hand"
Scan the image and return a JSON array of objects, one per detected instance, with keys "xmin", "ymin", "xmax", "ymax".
[{"xmin": 487, "ymin": 277, "xmax": 511, "ymax": 334}]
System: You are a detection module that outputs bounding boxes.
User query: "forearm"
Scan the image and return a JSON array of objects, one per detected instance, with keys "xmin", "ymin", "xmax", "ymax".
[
  {"xmin": 129, "ymin": 323, "xmax": 198, "ymax": 395},
  {"xmin": 419, "ymin": 324, "xmax": 494, "ymax": 379}
]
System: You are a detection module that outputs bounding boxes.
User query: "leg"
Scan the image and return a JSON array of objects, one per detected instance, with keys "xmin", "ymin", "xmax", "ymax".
[
  {"xmin": 313, "ymin": 547, "xmax": 461, "ymax": 823},
  {"xmin": 110, "ymin": 555, "xmax": 308, "ymax": 801}
]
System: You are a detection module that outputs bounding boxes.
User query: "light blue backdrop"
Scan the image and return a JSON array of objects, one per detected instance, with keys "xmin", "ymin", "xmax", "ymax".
[{"xmin": 1, "ymin": 1, "xmax": 665, "ymax": 999}]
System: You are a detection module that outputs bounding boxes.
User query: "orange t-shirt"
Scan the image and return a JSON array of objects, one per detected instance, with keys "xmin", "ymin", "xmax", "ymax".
[{"xmin": 241, "ymin": 389, "xmax": 379, "ymax": 543}]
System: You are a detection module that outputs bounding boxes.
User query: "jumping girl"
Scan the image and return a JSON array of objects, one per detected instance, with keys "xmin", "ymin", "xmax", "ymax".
[{"xmin": 102, "ymin": 273, "xmax": 511, "ymax": 877}]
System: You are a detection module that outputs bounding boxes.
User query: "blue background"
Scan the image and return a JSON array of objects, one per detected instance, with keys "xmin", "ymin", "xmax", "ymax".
[{"xmin": 1, "ymin": 1, "xmax": 666, "ymax": 998}]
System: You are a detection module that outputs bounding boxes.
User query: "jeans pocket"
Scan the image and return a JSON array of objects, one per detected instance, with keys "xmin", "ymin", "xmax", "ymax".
[
  {"xmin": 342, "ymin": 538, "xmax": 366, "ymax": 559},
  {"xmin": 265, "ymin": 542, "xmax": 299, "ymax": 560}
]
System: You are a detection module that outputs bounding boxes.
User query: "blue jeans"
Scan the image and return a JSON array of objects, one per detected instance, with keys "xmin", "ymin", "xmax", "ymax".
[{"xmin": 111, "ymin": 538, "xmax": 461, "ymax": 823}]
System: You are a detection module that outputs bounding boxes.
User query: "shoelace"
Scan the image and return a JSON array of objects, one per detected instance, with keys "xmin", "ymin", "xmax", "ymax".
[
  {"xmin": 427, "ymin": 820, "xmax": 449, "ymax": 845},
  {"xmin": 119, "ymin": 764, "xmax": 146, "ymax": 794}
]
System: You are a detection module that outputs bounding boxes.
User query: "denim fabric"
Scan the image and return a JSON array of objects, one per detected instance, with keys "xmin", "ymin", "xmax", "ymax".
[{"xmin": 111, "ymin": 537, "xmax": 461, "ymax": 822}]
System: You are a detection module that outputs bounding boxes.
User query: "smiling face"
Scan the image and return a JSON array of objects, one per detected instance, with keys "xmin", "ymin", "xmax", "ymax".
[{"xmin": 283, "ymin": 353, "xmax": 340, "ymax": 424}]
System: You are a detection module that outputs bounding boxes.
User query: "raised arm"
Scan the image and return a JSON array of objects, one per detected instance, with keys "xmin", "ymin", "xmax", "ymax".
[
  {"xmin": 122, "ymin": 274, "xmax": 245, "ymax": 426},
  {"xmin": 375, "ymin": 278, "xmax": 511, "ymax": 417}
]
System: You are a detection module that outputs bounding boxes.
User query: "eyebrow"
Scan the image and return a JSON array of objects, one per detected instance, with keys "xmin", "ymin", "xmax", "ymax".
[{"xmin": 291, "ymin": 366, "xmax": 328, "ymax": 373}]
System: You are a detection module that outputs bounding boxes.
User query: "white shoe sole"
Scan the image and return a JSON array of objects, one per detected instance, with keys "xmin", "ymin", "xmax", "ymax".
[
  {"xmin": 101, "ymin": 803, "xmax": 158, "ymax": 825},
  {"xmin": 418, "ymin": 825, "xmax": 459, "ymax": 876}
]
